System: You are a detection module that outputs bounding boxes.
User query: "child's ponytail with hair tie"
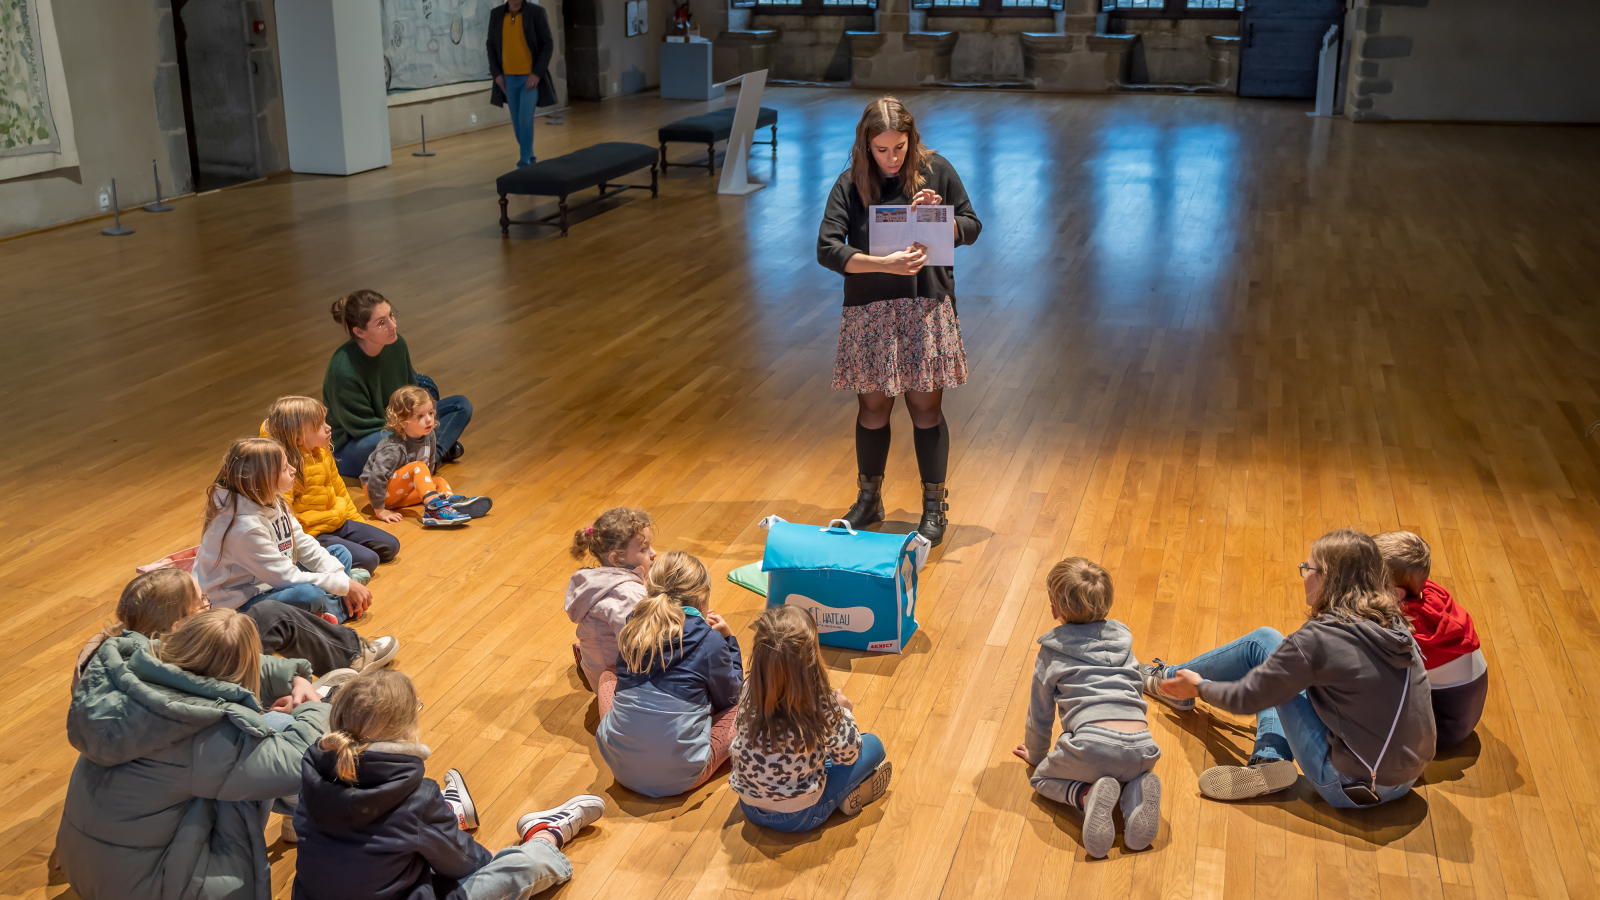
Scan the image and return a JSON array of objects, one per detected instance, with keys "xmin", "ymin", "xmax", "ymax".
[
  {"xmin": 318, "ymin": 731, "xmax": 362, "ymax": 784},
  {"xmin": 568, "ymin": 508, "xmax": 653, "ymax": 564}
]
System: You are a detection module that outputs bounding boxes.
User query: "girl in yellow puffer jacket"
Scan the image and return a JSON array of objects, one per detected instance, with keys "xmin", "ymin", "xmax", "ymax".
[{"xmin": 264, "ymin": 396, "xmax": 401, "ymax": 575}]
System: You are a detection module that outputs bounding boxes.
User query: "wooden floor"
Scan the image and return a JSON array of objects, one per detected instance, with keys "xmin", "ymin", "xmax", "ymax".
[{"xmin": 4, "ymin": 87, "xmax": 1600, "ymax": 900}]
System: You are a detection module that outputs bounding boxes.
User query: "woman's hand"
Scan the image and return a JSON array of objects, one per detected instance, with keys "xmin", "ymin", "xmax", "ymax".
[
  {"xmin": 1012, "ymin": 744, "xmax": 1040, "ymax": 767},
  {"xmin": 344, "ymin": 582, "xmax": 374, "ymax": 619},
  {"xmin": 705, "ymin": 610, "xmax": 734, "ymax": 639},
  {"xmin": 907, "ymin": 188, "xmax": 943, "ymax": 210},
  {"xmin": 880, "ymin": 244, "xmax": 927, "ymax": 276},
  {"xmin": 271, "ymin": 676, "xmax": 320, "ymax": 713},
  {"xmin": 495, "ymin": 74, "xmax": 505, "ymax": 90},
  {"xmin": 834, "ymin": 688, "xmax": 854, "ymax": 713},
  {"xmin": 372, "ymin": 508, "xmax": 403, "ymax": 524},
  {"xmin": 1159, "ymin": 669, "xmax": 1204, "ymax": 700}
]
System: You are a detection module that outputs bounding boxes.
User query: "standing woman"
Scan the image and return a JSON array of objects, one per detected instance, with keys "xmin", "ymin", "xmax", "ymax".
[
  {"xmin": 817, "ymin": 96, "xmax": 981, "ymax": 547},
  {"xmin": 486, "ymin": 0, "xmax": 556, "ymax": 169},
  {"xmin": 323, "ymin": 290, "xmax": 474, "ymax": 486}
]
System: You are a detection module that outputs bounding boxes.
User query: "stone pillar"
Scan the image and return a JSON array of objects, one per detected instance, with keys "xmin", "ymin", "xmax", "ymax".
[
  {"xmin": 847, "ymin": 0, "xmax": 956, "ymax": 88},
  {"xmin": 1205, "ymin": 34, "xmax": 1239, "ymax": 94},
  {"xmin": 714, "ymin": 29, "xmax": 780, "ymax": 83}
]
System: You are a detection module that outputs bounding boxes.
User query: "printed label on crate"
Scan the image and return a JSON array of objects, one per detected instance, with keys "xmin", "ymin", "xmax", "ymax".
[
  {"xmin": 867, "ymin": 640, "xmax": 900, "ymax": 652},
  {"xmin": 781, "ymin": 594, "xmax": 875, "ymax": 633}
]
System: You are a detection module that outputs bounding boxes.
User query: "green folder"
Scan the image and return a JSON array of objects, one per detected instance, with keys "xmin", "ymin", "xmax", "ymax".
[{"xmin": 726, "ymin": 561, "xmax": 768, "ymax": 598}]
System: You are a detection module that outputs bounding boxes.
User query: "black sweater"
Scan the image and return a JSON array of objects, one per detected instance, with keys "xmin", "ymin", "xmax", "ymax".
[{"xmin": 816, "ymin": 154, "xmax": 981, "ymax": 308}]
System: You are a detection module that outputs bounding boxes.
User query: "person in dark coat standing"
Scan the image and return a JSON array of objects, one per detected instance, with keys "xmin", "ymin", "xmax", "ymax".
[{"xmin": 486, "ymin": 0, "xmax": 556, "ymax": 168}]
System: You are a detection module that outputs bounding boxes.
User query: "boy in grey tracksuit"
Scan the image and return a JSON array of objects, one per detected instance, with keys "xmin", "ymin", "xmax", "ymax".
[{"xmin": 1015, "ymin": 557, "xmax": 1161, "ymax": 859}]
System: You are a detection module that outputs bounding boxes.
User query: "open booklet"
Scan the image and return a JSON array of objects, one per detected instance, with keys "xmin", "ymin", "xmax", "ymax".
[{"xmin": 869, "ymin": 205, "xmax": 955, "ymax": 266}]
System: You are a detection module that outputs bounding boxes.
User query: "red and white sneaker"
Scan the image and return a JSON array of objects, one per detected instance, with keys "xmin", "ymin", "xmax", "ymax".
[
  {"xmin": 517, "ymin": 795, "xmax": 606, "ymax": 847},
  {"xmin": 442, "ymin": 768, "xmax": 478, "ymax": 831}
]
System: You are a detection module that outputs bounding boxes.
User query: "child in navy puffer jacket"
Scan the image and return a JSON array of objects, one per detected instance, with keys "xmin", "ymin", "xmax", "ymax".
[
  {"xmin": 294, "ymin": 669, "xmax": 605, "ymax": 900},
  {"xmin": 595, "ymin": 551, "xmax": 743, "ymax": 797}
]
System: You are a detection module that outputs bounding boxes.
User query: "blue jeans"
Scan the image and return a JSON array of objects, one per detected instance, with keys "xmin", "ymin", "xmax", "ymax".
[
  {"xmin": 241, "ymin": 544, "xmax": 354, "ymax": 623},
  {"xmin": 740, "ymin": 734, "xmax": 887, "ymax": 832},
  {"xmin": 503, "ymin": 74, "xmax": 539, "ymax": 166},
  {"xmin": 332, "ymin": 373, "xmax": 473, "ymax": 477},
  {"xmin": 460, "ymin": 839, "xmax": 572, "ymax": 900},
  {"xmin": 1170, "ymin": 627, "xmax": 1415, "ymax": 809}
]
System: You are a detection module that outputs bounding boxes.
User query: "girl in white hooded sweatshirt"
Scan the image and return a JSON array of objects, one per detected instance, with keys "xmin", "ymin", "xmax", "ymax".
[
  {"xmin": 195, "ymin": 437, "xmax": 376, "ymax": 624},
  {"xmin": 565, "ymin": 507, "xmax": 657, "ymax": 691}
]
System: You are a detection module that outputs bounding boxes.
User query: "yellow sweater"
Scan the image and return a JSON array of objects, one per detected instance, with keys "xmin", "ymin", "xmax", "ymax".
[{"xmin": 259, "ymin": 422, "xmax": 367, "ymax": 537}]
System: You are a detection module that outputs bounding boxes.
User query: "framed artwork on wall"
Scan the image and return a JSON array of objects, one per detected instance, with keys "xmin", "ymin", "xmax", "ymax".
[{"xmin": 626, "ymin": 0, "xmax": 648, "ymax": 36}]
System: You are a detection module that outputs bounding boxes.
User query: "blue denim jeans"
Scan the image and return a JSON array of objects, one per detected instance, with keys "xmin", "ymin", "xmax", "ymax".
[
  {"xmin": 460, "ymin": 839, "xmax": 572, "ymax": 900},
  {"xmin": 332, "ymin": 374, "xmax": 472, "ymax": 477},
  {"xmin": 740, "ymin": 734, "xmax": 887, "ymax": 832},
  {"xmin": 241, "ymin": 544, "xmax": 354, "ymax": 623},
  {"xmin": 502, "ymin": 74, "xmax": 539, "ymax": 166},
  {"xmin": 1170, "ymin": 627, "xmax": 1415, "ymax": 809}
]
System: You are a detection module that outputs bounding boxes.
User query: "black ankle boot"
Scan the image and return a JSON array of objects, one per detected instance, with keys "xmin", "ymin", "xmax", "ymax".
[
  {"xmin": 918, "ymin": 482, "xmax": 948, "ymax": 547},
  {"xmin": 843, "ymin": 474, "xmax": 885, "ymax": 529}
]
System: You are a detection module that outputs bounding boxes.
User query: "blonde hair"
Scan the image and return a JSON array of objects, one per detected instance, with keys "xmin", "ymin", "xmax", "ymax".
[
  {"xmin": 1307, "ymin": 530, "xmax": 1403, "ymax": 629},
  {"xmin": 203, "ymin": 437, "xmax": 288, "ymax": 544},
  {"xmin": 849, "ymin": 96, "xmax": 932, "ymax": 206},
  {"xmin": 318, "ymin": 669, "xmax": 420, "ymax": 783},
  {"xmin": 1046, "ymin": 557, "xmax": 1114, "ymax": 624},
  {"xmin": 157, "ymin": 609, "xmax": 262, "ymax": 699},
  {"xmin": 618, "ymin": 552, "xmax": 711, "ymax": 673},
  {"xmin": 383, "ymin": 385, "xmax": 433, "ymax": 435},
  {"xmin": 738, "ymin": 605, "xmax": 840, "ymax": 752},
  {"xmin": 263, "ymin": 395, "xmax": 327, "ymax": 499},
  {"xmin": 1373, "ymin": 531, "xmax": 1431, "ymax": 595},
  {"xmin": 331, "ymin": 289, "xmax": 391, "ymax": 339},
  {"xmin": 98, "ymin": 569, "xmax": 203, "ymax": 643},
  {"xmin": 569, "ymin": 507, "xmax": 654, "ymax": 566}
]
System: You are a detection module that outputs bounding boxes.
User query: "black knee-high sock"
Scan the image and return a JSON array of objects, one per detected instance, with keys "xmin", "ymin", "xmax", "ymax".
[
  {"xmin": 855, "ymin": 422, "xmax": 891, "ymax": 477},
  {"xmin": 913, "ymin": 419, "xmax": 949, "ymax": 484}
]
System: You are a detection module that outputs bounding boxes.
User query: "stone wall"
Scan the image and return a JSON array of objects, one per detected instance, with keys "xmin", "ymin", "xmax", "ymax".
[
  {"xmin": 1344, "ymin": 0, "xmax": 1600, "ymax": 123},
  {"xmin": 1108, "ymin": 17, "xmax": 1237, "ymax": 86}
]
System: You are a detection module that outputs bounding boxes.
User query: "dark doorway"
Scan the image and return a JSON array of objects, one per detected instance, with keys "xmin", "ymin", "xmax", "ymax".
[
  {"xmin": 562, "ymin": 0, "xmax": 603, "ymax": 100},
  {"xmin": 173, "ymin": 0, "xmax": 263, "ymax": 191},
  {"xmin": 1237, "ymin": 0, "xmax": 1342, "ymax": 98}
]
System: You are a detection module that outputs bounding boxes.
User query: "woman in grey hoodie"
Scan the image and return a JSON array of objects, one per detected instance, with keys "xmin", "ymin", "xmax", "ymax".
[{"xmin": 1144, "ymin": 529, "xmax": 1436, "ymax": 807}]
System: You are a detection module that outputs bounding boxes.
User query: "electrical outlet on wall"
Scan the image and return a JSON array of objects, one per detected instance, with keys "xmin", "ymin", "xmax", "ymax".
[
  {"xmin": 98, "ymin": 189, "xmax": 110, "ymax": 211},
  {"xmin": 471, "ymin": 113, "xmax": 478, "ymax": 124}
]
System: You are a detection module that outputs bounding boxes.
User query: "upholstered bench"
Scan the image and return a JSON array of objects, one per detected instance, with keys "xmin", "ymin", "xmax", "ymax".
[
  {"xmin": 496, "ymin": 142, "xmax": 659, "ymax": 238},
  {"xmin": 658, "ymin": 107, "xmax": 778, "ymax": 176}
]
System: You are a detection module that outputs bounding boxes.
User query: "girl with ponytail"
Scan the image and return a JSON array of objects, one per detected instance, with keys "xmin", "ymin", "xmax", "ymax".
[
  {"xmin": 564, "ymin": 506, "xmax": 657, "ymax": 691},
  {"xmin": 295, "ymin": 669, "xmax": 607, "ymax": 900},
  {"xmin": 593, "ymin": 551, "xmax": 744, "ymax": 797}
]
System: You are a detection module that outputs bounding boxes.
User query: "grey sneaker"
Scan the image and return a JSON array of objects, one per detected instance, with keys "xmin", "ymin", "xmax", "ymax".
[
  {"xmin": 443, "ymin": 768, "xmax": 478, "ymax": 831},
  {"xmin": 1140, "ymin": 659, "xmax": 1196, "ymax": 712},
  {"xmin": 839, "ymin": 761, "xmax": 893, "ymax": 816},
  {"xmin": 351, "ymin": 636, "xmax": 400, "ymax": 672},
  {"xmin": 1120, "ymin": 772, "xmax": 1162, "ymax": 851},
  {"xmin": 350, "ymin": 568, "xmax": 372, "ymax": 586},
  {"xmin": 311, "ymin": 667, "xmax": 359, "ymax": 699},
  {"xmin": 1081, "ymin": 776, "xmax": 1120, "ymax": 859},
  {"xmin": 518, "ymin": 794, "xmax": 606, "ymax": 846},
  {"xmin": 279, "ymin": 814, "xmax": 297, "ymax": 843},
  {"xmin": 1198, "ymin": 759, "xmax": 1299, "ymax": 801}
]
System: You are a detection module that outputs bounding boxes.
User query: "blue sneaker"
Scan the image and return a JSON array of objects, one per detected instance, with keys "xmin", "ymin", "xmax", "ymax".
[
  {"xmin": 449, "ymin": 495, "xmax": 493, "ymax": 518},
  {"xmin": 422, "ymin": 493, "xmax": 471, "ymax": 527}
]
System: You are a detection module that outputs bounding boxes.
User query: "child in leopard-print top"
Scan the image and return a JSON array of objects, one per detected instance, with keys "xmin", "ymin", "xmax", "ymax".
[{"xmin": 729, "ymin": 606, "xmax": 893, "ymax": 833}]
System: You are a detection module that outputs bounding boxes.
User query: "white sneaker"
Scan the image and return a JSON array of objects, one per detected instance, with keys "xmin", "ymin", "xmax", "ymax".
[
  {"xmin": 1120, "ymin": 772, "xmax": 1161, "ymax": 851},
  {"xmin": 1081, "ymin": 777, "xmax": 1120, "ymax": 859},
  {"xmin": 311, "ymin": 668, "xmax": 359, "ymax": 699},
  {"xmin": 351, "ymin": 636, "xmax": 400, "ymax": 672},
  {"xmin": 1198, "ymin": 759, "xmax": 1299, "ymax": 801},
  {"xmin": 279, "ymin": 814, "xmax": 298, "ymax": 844},
  {"xmin": 517, "ymin": 794, "xmax": 606, "ymax": 846},
  {"xmin": 443, "ymin": 768, "xmax": 478, "ymax": 831},
  {"xmin": 839, "ymin": 762, "xmax": 893, "ymax": 816}
]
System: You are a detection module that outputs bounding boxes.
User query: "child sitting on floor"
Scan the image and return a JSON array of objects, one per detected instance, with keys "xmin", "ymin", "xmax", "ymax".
[
  {"xmin": 1011, "ymin": 557, "xmax": 1161, "ymax": 858},
  {"xmin": 264, "ymin": 395, "xmax": 401, "ymax": 573},
  {"xmin": 361, "ymin": 385, "xmax": 492, "ymax": 527},
  {"xmin": 1375, "ymin": 531, "xmax": 1488, "ymax": 750},
  {"xmin": 596, "ymin": 551, "xmax": 743, "ymax": 797},
  {"xmin": 294, "ymin": 668, "xmax": 605, "ymax": 900},
  {"xmin": 565, "ymin": 507, "xmax": 656, "ymax": 691},
  {"xmin": 195, "ymin": 437, "xmax": 375, "ymax": 625},
  {"xmin": 73, "ymin": 568, "xmax": 208, "ymax": 693},
  {"xmin": 729, "ymin": 605, "xmax": 891, "ymax": 833}
]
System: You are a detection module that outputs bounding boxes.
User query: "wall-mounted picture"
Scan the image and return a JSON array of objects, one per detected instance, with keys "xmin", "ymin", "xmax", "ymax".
[{"xmin": 626, "ymin": 0, "xmax": 647, "ymax": 36}]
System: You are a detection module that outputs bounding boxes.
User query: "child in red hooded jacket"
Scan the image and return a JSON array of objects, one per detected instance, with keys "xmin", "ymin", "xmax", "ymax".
[{"xmin": 1375, "ymin": 532, "xmax": 1489, "ymax": 749}]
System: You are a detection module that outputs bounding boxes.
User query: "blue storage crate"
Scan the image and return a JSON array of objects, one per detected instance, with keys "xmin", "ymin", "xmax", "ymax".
[{"xmin": 760, "ymin": 518, "xmax": 928, "ymax": 653}]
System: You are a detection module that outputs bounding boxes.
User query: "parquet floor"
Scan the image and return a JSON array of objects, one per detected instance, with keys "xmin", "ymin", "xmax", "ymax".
[{"xmin": 3, "ymin": 86, "xmax": 1600, "ymax": 900}]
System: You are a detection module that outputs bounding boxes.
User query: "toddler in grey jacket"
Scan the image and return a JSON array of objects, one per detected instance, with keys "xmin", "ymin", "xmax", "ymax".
[
  {"xmin": 359, "ymin": 385, "xmax": 492, "ymax": 527},
  {"xmin": 1013, "ymin": 557, "xmax": 1162, "ymax": 858}
]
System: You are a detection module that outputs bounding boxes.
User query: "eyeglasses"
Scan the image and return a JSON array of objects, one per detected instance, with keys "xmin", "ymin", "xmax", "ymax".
[
  {"xmin": 1298, "ymin": 563, "xmax": 1322, "ymax": 578},
  {"xmin": 417, "ymin": 698, "xmax": 425, "ymax": 712}
]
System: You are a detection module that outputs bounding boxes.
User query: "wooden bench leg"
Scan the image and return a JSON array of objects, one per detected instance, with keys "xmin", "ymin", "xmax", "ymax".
[
  {"xmin": 559, "ymin": 195, "xmax": 569, "ymax": 238},
  {"xmin": 651, "ymin": 163, "xmax": 659, "ymax": 198},
  {"xmin": 772, "ymin": 124, "xmax": 778, "ymax": 155},
  {"xmin": 499, "ymin": 193, "xmax": 510, "ymax": 238},
  {"xmin": 707, "ymin": 142, "xmax": 715, "ymax": 176},
  {"xmin": 660, "ymin": 142, "xmax": 668, "ymax": 171}
]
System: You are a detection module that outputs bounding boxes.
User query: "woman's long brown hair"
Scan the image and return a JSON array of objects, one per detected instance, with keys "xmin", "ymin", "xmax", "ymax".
[
  {"xmin": 737, "ymin": 605, "xmax": 841, "ymax": 752},
  {"xmin": 849, "ymin": 95, "xmax": 932, "ymax": 206},
  {"xmin": 1307, "ymin": 529, "xmax": 1404, "ymax": 629}
]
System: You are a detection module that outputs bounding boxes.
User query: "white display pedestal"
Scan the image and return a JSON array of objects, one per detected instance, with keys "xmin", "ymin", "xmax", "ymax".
[
  {"xmin": 715, "ymin": 69, "xmax": 767, "ymax": 196},
  {"xmin": 661, "ymin": 41, "xmax": 723, "ymax": 101},
  {"xmin": 275, "ymin": 0, "xmax": 392, "ymax": 175}
]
